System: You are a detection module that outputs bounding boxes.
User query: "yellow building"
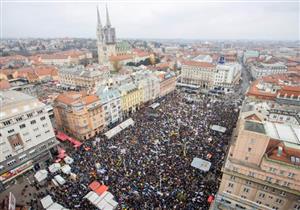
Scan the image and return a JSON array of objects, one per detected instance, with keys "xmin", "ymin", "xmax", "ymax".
[
  {"xmin": 211, "ymin": 111, "xmax": 300, "ymax": 210},
  {"xmin": 118, "ymin": 83, "xmax": 143, "ymax": 116},
  {"xmin": 53, "ymin": 92, "xmax": 105, "ymax": 140}
]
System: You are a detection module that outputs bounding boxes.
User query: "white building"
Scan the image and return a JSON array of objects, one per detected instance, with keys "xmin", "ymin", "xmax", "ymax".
[
  {"xmin": 96, "ymin": 86, "xmax": 122, "ymax": 126},
  {"xmin": 0, "ymin": 91, "xmax": 58, "ymax": 190},
  {"xmin": 132, "ymin": 70, "xmax": 160, "ymax": 103},
  {"xmin": 214, "ymin": 62, "xmax": 242, "ymax": 88},
  {"xmin": 250, "ymin": 62, "xmax": 287, "ymax": 79}
]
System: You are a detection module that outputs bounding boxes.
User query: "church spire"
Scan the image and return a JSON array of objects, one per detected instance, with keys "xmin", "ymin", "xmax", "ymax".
[
  {"xmin": 97, "ymin": 6, "xmax": 102, "ymax": 28},
  {"xmin": 105, "ymin": 4, "xmax": 111, "ymax": 27}
]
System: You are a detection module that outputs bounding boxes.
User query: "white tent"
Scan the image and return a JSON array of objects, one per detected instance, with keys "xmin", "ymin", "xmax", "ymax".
[
  {"xmin": 61, "ymin": 164, "xmax": 71, "ymax": 174},
  {"xmin": 85, "ymin": 191, "xmax": 118, "ymax": 210},
  {"xmin": 149, "ymin": 103, "xmax": 160, "ymax": 109},
  {"xmin": 210, "ymin": 125, "xmax": 227, "ymax": 133},
  {"xmin": 54, "ymin": 175, "xmax": 66, "ymax": 185},
  {"xmin": 105, "ymin": 118, "xmax": 134, "ymax": 139},
  {"xmin": 48, "ymin": 163, "xmax": 61, "ymax": 173},
  {"xmin": 52, "ymin": 179, "xmax": 59, "ymax": 187},
  {"xmin": 40, "ymin": 195, "xmax": 53, "ymax": 209},
  {"xmin": 47, "ymin": 203, "xmax": 64, "ymax": 210},
  {"xmin": 191, "ymin": 157, "xmax": 211, "ymax": 172},
  {"xmin": 35, "ymin": 170, "xmax": 48, "ymax": 182},
  {"xmin": 64, "ymin": 156, "xmax": 74, "ymax": 164}
]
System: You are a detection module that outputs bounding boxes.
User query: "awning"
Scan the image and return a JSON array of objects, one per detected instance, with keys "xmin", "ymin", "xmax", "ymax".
[
  {"xmin": 191, "ymin": 157, "xmax": 211, "ymax": 172},
  {"xmin": 105, "ymin": 118, "xmax": 134, "ymax": 139},
  {"xmin": 95, "ymin": 185, "xmax": 108, "ymax": 196},
  {"xmin": 89, "ymin": 181, "xmax": 101, "ymax": 191},
  {"xmin": 56, "ymin": 132, "xmax": 69, "ymax": 141}
]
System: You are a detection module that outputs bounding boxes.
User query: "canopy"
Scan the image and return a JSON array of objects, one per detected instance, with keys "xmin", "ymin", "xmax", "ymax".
[
  {"xmin": 84, "ymin": 191, "xmax": 118, "ymax": 210},
  {"xmin": 56, "ymin": 131, "xmax": 69, "ymax": 141},
  {"xmin": 64, "ymin": 156, "xmax": 74, "ymax": 164},
  {"xmin": 95, "ymin": 185, "xmax": 108, "ymax": 196},
  {"xmin": 89, "ymin": 181, "xmax": 101, "ymax": 191},
  {"xmin": 61, "ymin": 164, "xmax": 71, "ymax": 174},
  {"xmin": 54, "ymin": 175, "xmax": 66, "ymax": 185},
  {"xmin": 210, "ymin": 125, "xmax": 227, "ymax": 133},
  {"xmin": 34, "ymin": 170, "xmax": 48, "ymax": 182},
  {"xmin": 48, "ymin": 163, "xmax": 61, "ymax": 173},
  {"xmin": 149, "ymin": 103, "xmax": 160, "ymax": 109},
  {"xmin": 191, "ymin": 157, "xmax": 211, "ymax": 172},
  {"xmin": 47, "ymin": 202, "xmax": 67, "ymax": 210},
  {"xmin": 40, "ymin": 195, "xmax": 53, "ymax": 209},
  {"xmin": 105, "ymin": 118, "xmax": 134, "ymax": 139}
]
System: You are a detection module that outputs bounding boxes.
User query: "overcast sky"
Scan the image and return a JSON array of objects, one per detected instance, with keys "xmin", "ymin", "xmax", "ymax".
[{"xmin": 2, "ymin": 1, "xmax": 299, "ymax": 40}]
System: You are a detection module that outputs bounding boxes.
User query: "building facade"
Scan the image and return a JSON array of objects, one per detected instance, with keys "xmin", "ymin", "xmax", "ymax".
[
  {"xmin": 156, "ymin": 71, "xmax": 177, "ymax": 97},
  {"xmin": 132, "ymin": 70, "xmax": 160, "ymax": 103},
  {"xmin": 181, "ymin": 60, "xmax": 216, "ymax": 89},
  {"xmin": 0, "ymin": 91, "xmax": 58, "ymax": 191},
  {"xmin": 58, "ymin": 64, "xmax": 110, "ymax": 90},
  {"xmin": 53, "ymin": 92, "xmax": 105, "ymax": 140},
  {"xmin": 96, "ymin": 86, "xmax": 122, "ymax": 126},
  {"xmin": 250, "ymin": 62, "xmax": 287, "ymax": 79},
  {"xmin": 96, "ymin": 6, "xmax": 116, "ymax": 64},
  {"xmin": 214, "ymin": 62, "xmax": 241, "ymax": 88},
  {"xmin": 118, "ymin": 83, "xmax": 143, "ymax": 116},
  {"xmin": 210, "ymin": 112, "xmax": 300, "ymax": 210}
]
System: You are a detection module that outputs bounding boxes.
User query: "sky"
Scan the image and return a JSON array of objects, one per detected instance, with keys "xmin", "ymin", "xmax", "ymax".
[{"xmin": 1, "ymin": 0, "xmax": 299, "ymax": 40}]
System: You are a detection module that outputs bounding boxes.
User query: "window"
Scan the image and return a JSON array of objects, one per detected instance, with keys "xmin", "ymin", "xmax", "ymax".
[
  {"xmin": 30, "ymin": 120, "xmax": 36, "ymax": 125},
  {"xmin": 33, "ymin": 128, "xmax": 39, "ymax": 132},
  {"xmin": 27, "ymin": 113, "xmax": 33, "ymax": 118},
  {"xmin": 275, "ymin": 198, "xmax": 282, "ymax": 204},
  {"xmin": 45, "ymin": 130, "xmax": 50, "ymax": 134},
  {"xmin": 8, "ymin": 129, "xmax": 15, "ymax": 134},
  {"xmin": 280, "ymin": 191, "xmax": 286, "ymax": 196},
  {"xmin": 241, "ymin": 195, "xmax": 246, "ymax": 199},
  {"xmin": 19, "ymin": 124, "xmax": 26, "ymax": 129},
  {"xmin": 246, "ymin": 180, "xmax": 252, "ymax": 185},
  {"xmin": 36, "ymin": 134, "xmax": 41, "ymax": 138},
  {"xmin": 266, "ymin": 176, "xmax": 272, "ymax": 182},
  {"xmin": 25, "ymin": 139, "xmax": 31, "ymax": 143},
  {"xmin": 259, "ymin": 193, "xmax": 265, "ymax": 198},
  {"xmin": 256, "ymin": 200, "xmax": 262, "ymax": 204},
  {"xmin": 7, "ymin": 159, "xmax": 16, "ymax": 166},
  {"xmin": 3, "ymin": 120, "xmax": 11, "ymax": 126},
  {"xmin": 16, "ymin": 116, "xmax": 23, "ymax": 122},
  {"xmin": 40, "ymin": 116, "xmax": 46, "ymax": 121},
  {"xmin": 243, "ymin": 187, "xmax": 250, "ymax": 193},
  {"xmin": 5, "ymin": 154, "xmax": 12, "ymax": 159},
  {"xmin": 269, "ymin": 167, "xmax": 277, "ymax": 173},
  {"xmin": 228, "ymin": 183, "xmax": 234, "ymax": 188},
  {"xmin": 248, "ymin": 147, "xmax": 252, "ymax": 152},
  {"xmin": 288, "ymin": 172, "xmax": 295, "ymax": 178},
  {"xmin": 249, "ymin": 171, "xmax": 255, "ymax": 177},
  {"xmin": 37, "ymin": 110, "xmax": 43, "ymax": 114},
  {"xmin": 294, "ymin": 204, "xmax": 300, "ymax": 210},
  {"xmin": 230, "ymin": 176, "xmax": 235, "ymax": 181},
  {"xmin": 245, "ymin": 156, "xmax": 249, "ymax": 160},
  {"xmin": 42, "ymin": 123, "xmax": 48, "ymax": 127}
]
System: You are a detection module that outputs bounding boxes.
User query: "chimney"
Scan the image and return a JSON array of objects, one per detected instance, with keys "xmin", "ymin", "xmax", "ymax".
[{"xmin": 277, "ymin": 146, "xmax": 283, "ymax": 157}]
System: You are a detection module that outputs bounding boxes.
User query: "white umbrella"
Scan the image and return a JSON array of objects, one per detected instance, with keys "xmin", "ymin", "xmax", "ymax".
[{"xmin": 48, "ymin": 163, "xmax": 61, "ymax": 173}]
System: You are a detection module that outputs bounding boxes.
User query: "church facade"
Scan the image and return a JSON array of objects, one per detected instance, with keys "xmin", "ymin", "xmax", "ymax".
[{"xmin": 96, "ymin": 6, "xmax": 116, "ymax": 64}]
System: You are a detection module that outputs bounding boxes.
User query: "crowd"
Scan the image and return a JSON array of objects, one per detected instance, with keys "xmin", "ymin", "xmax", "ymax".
[{"xmin": 31, "ymin": 89, "xmax": 242, "ymax": 210}]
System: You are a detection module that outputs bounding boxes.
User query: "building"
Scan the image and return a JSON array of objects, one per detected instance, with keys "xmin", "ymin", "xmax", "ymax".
[
  {"xmin": 244, "ymin": 72, "xmax": 300, "ymax": 125},
  {"xmin": 96, "ymin": 6, "xmax": 116, "ymax": 64},
  {"xmin": 250, "ymin": 62, "xmax": 287, "ymax": 79},
  {"xmin": 155, "ymin": 71, "xmax": 177, "ymax": 97},
  {"xmin": 96, "ymin": 86, "xmax": 122, "ymax": 126},
  {"xmin": 0, "ymin": 91, "xmax": 59, "ymax": 191},
  {"xmin": 37, "ymin": 50, "xmax": 92, "ymax": 66},
  {"xmin": 243, "ymin": 50, "xmax": 259, "ymax": 64},
  {"xmin": 118, "ymin": 83, "xmax": 143, "ymax": 116},
  {"xmin": 211, "ymin": 111, "xmax": 300, "ymax": 210},
  {"xmin": 53, "ymin": 92, "xmax": 105, "ymax": 141},
  {"xmin": 132, "ymin": 70, "xmax": 160, "ymax": 103},
  {"xmin": 58, "ymin": 64, "xmax": 110, "ymax": 90},
  {"xmin": 180, "ymin": 60, "xmax": 216, "ymax": 89},
  {"xmin": 116, "ymin": 41, "xmax": 132, "ymax": 55},
  {"xmin": 214, "ymin": 61, "xmax": 241, "ymax": 88}
]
